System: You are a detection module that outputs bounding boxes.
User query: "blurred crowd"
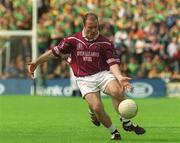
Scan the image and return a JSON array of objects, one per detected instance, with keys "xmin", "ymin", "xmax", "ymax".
[
  {"xmin": 0, "ymin": 0, "xmax": 32, "ymax": 30},
  {"xmin": 0, "ymin": 0, "xmax": 180, "ymax": 82}
]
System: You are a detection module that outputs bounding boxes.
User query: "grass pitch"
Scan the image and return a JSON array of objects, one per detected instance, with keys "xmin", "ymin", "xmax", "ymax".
[{"xmin": 0, "ymin": 96, "xmax": 180, "ymax": 143}]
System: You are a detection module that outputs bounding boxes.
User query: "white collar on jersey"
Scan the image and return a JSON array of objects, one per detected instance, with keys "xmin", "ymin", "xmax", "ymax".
[{"xmin": 82, "ymin": 29, "xmax": 99, "ymax": 42}]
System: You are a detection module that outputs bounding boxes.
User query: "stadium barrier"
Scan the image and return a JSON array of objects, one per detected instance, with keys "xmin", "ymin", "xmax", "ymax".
[
  {"xmin": 0, "ymin": 79, "xmax": 72, "ymax": 96},
  {"xmin": 167, "ymin": 82, "xmax": 180, "ymax": 98},
  {"xmin": 0, "ymin": 78, "xmax": 169, "ymax": 98},
  {"xmin": 0, "ymin": 79, "xmax": 32, "ymax": 95},
  {"xmin": 126, "ymin": 78, "xmax": 166, "ymax": 98}
]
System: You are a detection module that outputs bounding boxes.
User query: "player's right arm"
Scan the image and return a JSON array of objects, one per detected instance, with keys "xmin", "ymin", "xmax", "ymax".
[
  {"xmin": 28, "ymin": 50, "xmax": 55, "ymax": 78},
  {"xmin": 28, "ymin": 37, "xmax": 73, "ymax": 78}
]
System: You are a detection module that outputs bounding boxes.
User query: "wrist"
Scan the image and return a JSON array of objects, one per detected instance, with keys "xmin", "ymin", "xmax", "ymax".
[
  {"xmin": 117, "ymin": 75, "xmax": 123, "ymax": 79},
  {"xmin": 32, "ymin": 61, "xmax": 38, "ymax": 67}
]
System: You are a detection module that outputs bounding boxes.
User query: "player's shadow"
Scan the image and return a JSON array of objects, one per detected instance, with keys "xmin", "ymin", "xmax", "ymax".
[
  {"xmin": 146, "ymin": 126, "xmax": 180, "ymax": 129},
  {"xmin": 127, "ymin": 138, "xmax": 180, "ymax": 142},
  {"xmin": 125, "ymin": 126, "xmax": 180, "ymax": 142}
]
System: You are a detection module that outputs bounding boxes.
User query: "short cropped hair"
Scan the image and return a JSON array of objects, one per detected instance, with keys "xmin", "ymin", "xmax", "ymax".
[{"xmin": 82, "ymin": 12, "xmax": 99, "ymax": 25}]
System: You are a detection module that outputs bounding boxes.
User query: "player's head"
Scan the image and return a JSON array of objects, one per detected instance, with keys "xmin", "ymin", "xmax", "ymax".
[{"xmin": 82, "ymin": 12, "xmax": 99, "ymax": 40}]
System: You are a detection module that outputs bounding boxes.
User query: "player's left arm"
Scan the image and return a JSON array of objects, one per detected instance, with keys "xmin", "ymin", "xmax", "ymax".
[
  {"xmin": 104, "ymin": 43, "xmax": 132, "ymax": 91},
  {"xmin": 110, "ymin": 64, "xmax": 132, "ymax": 92}
]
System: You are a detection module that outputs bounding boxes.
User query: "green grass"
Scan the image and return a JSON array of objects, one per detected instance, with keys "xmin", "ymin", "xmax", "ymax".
[{"xmin": 0, "ymin": 96, "xmax": 180, "ymax": 143}]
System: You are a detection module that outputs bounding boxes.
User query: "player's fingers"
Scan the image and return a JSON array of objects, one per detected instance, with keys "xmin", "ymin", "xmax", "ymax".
[
  {"xmin": 123, "ymin": 77, "xmax": 132, "ymax": 81},
  {"xmin": 28, "ymin": 63, "xmax": 36, "ymax": 73},
  {"xmin": 126, "ymin": 86, "xmax": 132, "ymax": 92},
  {"xmin": 28, "ymin": 65, "xmax": 33, "ymax": 73},
  {"xmin": 120, "ymin": 77, "xmax": 132, "ymax": 83},
  {"xmin": 27, "ymin": 71, "xmax": 34, "ymax": 78},
  {"xmin": 28, "ymin": 68, "xmax": 34, "ymax": 77},
  {"xmin": 30, "ymin": 72, "xmax": 34, "ymax": 78},
  {"xmin": 125, "ymin": 84, "xmax": 133, "ymax": 92},
  {"xmin": 27, "ymin": 64, "xmax": 35, "ymax": 78}
]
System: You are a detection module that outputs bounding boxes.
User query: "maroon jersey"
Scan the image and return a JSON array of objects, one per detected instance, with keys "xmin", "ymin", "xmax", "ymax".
[{"xmin": 52, "ymin": 31, "xmax": 120, "ymax": 77}]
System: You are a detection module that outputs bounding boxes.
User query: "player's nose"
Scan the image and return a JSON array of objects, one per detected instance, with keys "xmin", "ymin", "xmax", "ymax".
[{"xmin": 91, "ymin": 27, "xmax": 98, "ymax": 33}]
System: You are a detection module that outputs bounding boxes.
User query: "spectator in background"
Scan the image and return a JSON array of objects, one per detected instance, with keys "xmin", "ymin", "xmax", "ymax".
[
  {"xmin": 172, "ymin": 71, "xmax": 180, "ymax": 80},
  {"xmin": 2, "ymin": 61, "xmax": 18, "ymax": 79},
  {"xmin": 159, "ymin": 66, "xmax": 172, "ymax": 83},
  {"xmin": 101, "ymin": 22, "xmax": 114, "ymax": 41},
  {"xmin": 167, "ymin": 37, "xmax": 179, "ymax": 59},
  {"xmin": 148, "ymin": 36, "xmax": 161, "ymax": 55},
  {"xmin": 37, "ymin": 0, "xmax": 49, "ymax": 18},
  {"xmin": 48, "ymin": 60, "xmax": 70, "ymax": 79},
  {"xmin": 148, "ymin": 65, "xmax": 160, "ymax": 79},
  {"xmin": 15, "ymin": 55, "xmax": 27, "ymax": 78},
  {"xmin": 127, "ymin": 57, "xmax": 139, "ymax": 78},
  {"xmin": 141, "ymin": 56, "xmax": 153, "ymax": 77},
  {"xmin": 134, "ymin": 37, "xmax": 146, "ymax": 64},
  {"xmin": 166, "ymin": 13, "xmax": 177, "ymax": 30},
  {"xmin": 37, "ymin": 21, "xmax": 50, "ymax": 54},
  {"xmin": 152, "ymin": 55, "xmax": 166, "ymax": 73}
]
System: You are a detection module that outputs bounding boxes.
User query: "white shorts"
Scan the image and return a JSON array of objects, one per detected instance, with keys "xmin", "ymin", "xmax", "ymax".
[
  {"xmin": 70, "ymin": 68, "xmax": 79, "ymax": 90},
  {"xmin": 76, "ymin": 70, "xmax": 116, "ymax": 98}
]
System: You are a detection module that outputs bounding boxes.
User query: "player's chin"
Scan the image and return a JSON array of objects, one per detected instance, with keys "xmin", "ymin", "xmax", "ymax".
[
  {"xmin": 89, "ymin": 34, "xmax": 96, "ymax": 38},
  {"xmin": 87, "ymin": 35, "xmax": 93, "ymax": 39}
]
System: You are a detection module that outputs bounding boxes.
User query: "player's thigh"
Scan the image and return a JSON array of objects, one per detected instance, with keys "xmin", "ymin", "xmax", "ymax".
[
  {"xmin": 84, "ymin": 92, "xmax": 104, "ymax": 112},
  {"xmin": 104, "ymin": 79, "xmax": 123, "ymax": 99},
  {"xmin": 76, "ymin": 76, "xmax": 100, "ymax": 98}
]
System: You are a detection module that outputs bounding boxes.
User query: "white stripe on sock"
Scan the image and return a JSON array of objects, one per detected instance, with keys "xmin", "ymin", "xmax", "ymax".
[
  {"xmin": 88, "ymin": 109, "xmax": 94, "ymax": 114},
  {"xmin": 124, "ymin": 122, "xmax": 132, "ymax": 126},
  {"xmin": 120, "ymin": 116, "xmax": 130, "ymax": 122},
  {"xmin": 108, "ymin": 124, "xmax": 116, "ymax": 133}
]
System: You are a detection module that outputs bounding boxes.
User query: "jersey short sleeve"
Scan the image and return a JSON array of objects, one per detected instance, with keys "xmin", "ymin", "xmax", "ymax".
[
  {"xmin": 51, "ymin": 37, "xmax": 72, "ymax": 57},
  {"xmin": 104, "ymin": 43, "xmax": 120, "ymax": 66}
]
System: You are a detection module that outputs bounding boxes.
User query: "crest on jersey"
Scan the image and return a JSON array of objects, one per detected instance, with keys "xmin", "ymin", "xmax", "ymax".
[{"xmin": 77, "ymin": 43, "xmax": 84, "ymax": 50}]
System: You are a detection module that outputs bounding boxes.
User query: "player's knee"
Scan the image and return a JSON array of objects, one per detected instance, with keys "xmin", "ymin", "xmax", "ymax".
[
  {"xmin": 91, "ymin": 104, "xmax": 103, "ymax": 114},
  {"xmin": 110, "ymin": 86, "xmax": 123, "ymax": 97},
  {"xmin": 110, "ymin": 86, "xmax": 124, "ymax": 101}
]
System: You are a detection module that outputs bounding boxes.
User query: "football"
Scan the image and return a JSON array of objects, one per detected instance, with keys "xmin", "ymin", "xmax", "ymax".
[{"xmin": 118, "ymin": 99, "xmax": 138, "ymax": 119}]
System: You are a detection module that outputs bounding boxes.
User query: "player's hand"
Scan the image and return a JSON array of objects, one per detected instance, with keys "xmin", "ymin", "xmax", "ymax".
[
  {"xmin": 118, "ymin": 76, "xmax": 133, "ymax": 92},
  {"xmin": 28, "ymin": 62, "xmax": 37, "ymax": 78}
]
